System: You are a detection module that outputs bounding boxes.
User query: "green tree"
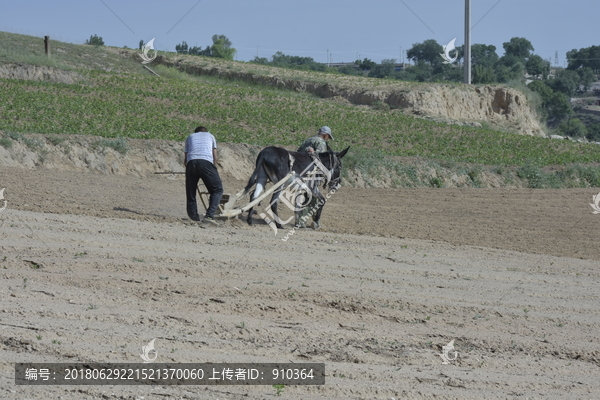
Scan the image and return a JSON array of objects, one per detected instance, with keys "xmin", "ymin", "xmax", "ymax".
[
  {"xmin": 85, "ymin": 34, "xmax": 104, "ymax": 46},
  {"xmin": 368, "ymin": 59, "xmax": 396, "ymax": 78},
  {"xmin": 431, "ymin": 62, "xmax": 461, "ymax": 82},
  {"xmin": 251, "ymin": 56, "xmax": 269, "ymax": 65},
  {"xmin": 472, "ymin": 64, "xmax": 496, "ymax": 84},
  {"xmin": 188, "ymin": 46, "xmax": 202, "ymax": 55},
  {"xmin": 545, "ymin": 92, "xmax": 573, "ymax": 123},
  {"xmin": 337, "ymin": 64, "xmax": 361, "ymax": 76},
  {"xmin": 549, "ymin": 69, "xmax": 579, "ymax": 96},
  {"xmin": 528, "ymin": 80, "xmax": 573, "ymax": 124},
  {"xmin": 412, "ymin": 61, "xmax": 434, "ymax": 82},
  {"xmin": 567, "ymin": 45, "xmax": 600, "ymax": 72},
  {"xmin": 251, "ymin": 52, "xmax": 325, "ymax": 71},
  {"xmin": 495, "ymin": 61, "xmax": 525, "ymax": 83},
  {"xmin": 407, "ymin": 39, "xmax": 443, "ymax": 65},
  {"xmin": 395, "ymin": 67, "xmax": 419, "ymax": 82},
  {"xmin": 585, "ymin": 122, "xmax": 600, "ymax": 142},
  {"xmin": 471, "ymin": 44, "xmax": 499, "ymax": 67},
  {"xmin": 356, "ymin": 58, "xmax": 376, "ymax": 71},
  {"xmin": 557, "ymin": 117, "xmax": 588, "ymax": 138},
  {"xmin": 270, "ymin": 52, "xmax": 291, "ymax": 67},
  {"xmin": 497, "ymin": 54, "xmax": 523, "ymax": 68},
  {"xmin": 450, "ymin": 43, "xmax": 498, "ymax": 83},
  {"xmin": 175, "ymin": 41, "xmax": 189, "ymax": 54},
  {"xmin": 502, "ymin": 37, "xmax": 534, "ymax": 61},
  {"xmin": 198, "ymin": 46, "xmax": 212, "ymax": 57},
  {"xmin": 528, "ymin": 80, "xmax": 553, "ymax": 99},
  {"xmin": 526, "ymin": 54, "xmax": 549, "ymax": 77},
  {"xmin": 210, "ymin": 34, "xmax": 236, "ymax": 60},
  {"xmin": 576, "ymin": 67, "xmax": 596, "ymax": 91}
]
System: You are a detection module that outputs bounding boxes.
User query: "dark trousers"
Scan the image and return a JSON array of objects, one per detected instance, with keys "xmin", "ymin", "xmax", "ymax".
[{"xmin": 186, "ymin": 159, "xmax": 223, "ymax": 220}]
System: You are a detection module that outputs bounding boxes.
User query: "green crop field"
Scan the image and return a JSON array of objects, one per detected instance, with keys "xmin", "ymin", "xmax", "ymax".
[
  {"xmin": 2, "ymin": 31, "xmax": 600, "ymax": 188},
  {"xmin": 1, "ymin": 67, "xmax": 599, "ymax": 166}
]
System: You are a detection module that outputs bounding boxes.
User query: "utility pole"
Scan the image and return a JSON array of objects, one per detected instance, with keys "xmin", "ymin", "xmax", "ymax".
[{"xmin": 464, "ymin": 0, "xmax": 471, "ymax": 84}]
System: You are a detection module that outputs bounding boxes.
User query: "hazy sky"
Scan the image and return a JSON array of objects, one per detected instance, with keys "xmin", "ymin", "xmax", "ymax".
[{"xmin": 1, "ymin": 0, "xmax": 598, "ymax": 66}]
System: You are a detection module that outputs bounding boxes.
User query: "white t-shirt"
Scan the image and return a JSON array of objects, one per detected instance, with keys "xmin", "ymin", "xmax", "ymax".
[{"xmin": 185, "ymin": 132, "xmax": 217, "ymax": 164}]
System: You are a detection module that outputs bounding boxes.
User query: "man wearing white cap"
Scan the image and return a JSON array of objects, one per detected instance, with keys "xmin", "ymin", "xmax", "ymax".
[{"xmin": 296, "ymin": 126, "xmax": 334, "ymax": 229}]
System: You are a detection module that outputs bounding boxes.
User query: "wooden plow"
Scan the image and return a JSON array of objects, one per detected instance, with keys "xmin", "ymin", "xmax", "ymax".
[
  {"xmin": 218, "ymin": 171, "xmax": 294, "ymax": 219},
  {"xmin": 154, "ymin": 171, "xmax": 294, "ymax": 220}
]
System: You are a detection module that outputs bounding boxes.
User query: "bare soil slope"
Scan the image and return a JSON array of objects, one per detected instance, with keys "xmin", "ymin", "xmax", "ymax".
[{"xmin": 1, "ymin": 151, "xmax": 599, "ymax": 399}]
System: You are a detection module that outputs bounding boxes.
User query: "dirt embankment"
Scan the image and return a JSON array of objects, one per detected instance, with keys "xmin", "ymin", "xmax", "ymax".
[
  {"xmin": 0, "ymin": 134, "xmax": 257, "ymax": 182},
  {"xmin": 148, "ymin": 53, "xmax": 544, "ymax": 137},
  {"xmin": 0, "ymin": 133, "xmax": 533, "ymax": 189},
  {"xmin": 0, "ymin": 63, "xmax": 81, "ymax": 84}
]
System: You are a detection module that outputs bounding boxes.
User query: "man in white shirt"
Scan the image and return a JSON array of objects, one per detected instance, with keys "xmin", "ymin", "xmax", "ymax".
[{"xmin": 184, "ymin": 126, "xmax": 223, "ymax": 224}]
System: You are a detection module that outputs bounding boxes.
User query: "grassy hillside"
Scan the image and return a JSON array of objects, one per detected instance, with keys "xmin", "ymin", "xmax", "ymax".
[
  {"xmin": 2, "ymin": 31, "xmax": 600, "ymax": 187},
  {"xmin": 0, "ymin": 31, "xmax": 141, "ymax": 72}
]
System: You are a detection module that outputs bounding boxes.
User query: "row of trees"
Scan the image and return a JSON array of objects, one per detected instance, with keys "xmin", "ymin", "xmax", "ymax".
[
  {"xmin": 248, "ymin": 37, "xmax": 557, "ymax": 83},
  {"xmin": 84, "ymin": 33, "xmax": 236, "ymax": 61},
  {"xmin": 567, "ymin": 46, "xmax": 600, "ymax": 72},
  {"xmin": 168, "ymin": 34, "xmax": 236, "ymax": 60},
  {"xmin": 382, "ymin": 37, "xmax": 552, "ymax": 84},
  {"xmin": 252, "ymin": 52, "xmax": 328, "ymax": 72},
  {"xmin": 529, "ymin": 72, "xmax": 600, "ymax": 140},
  {"xmin": 251, "ymin": 38, "xmax": 599, "ymax": 140}
]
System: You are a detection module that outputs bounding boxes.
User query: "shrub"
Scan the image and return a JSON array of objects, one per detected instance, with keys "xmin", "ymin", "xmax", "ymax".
[
  {"xmin": 562, "ymin": 165, "xmax": 600, "ymax": 187},
  {"xmin": 467, "ymin": 166, "xmax": 483, "ymax": 187},
  {"xmin": 93, "ymin": 137, "xmax": 128, "ymax": 154},
  {"xmin": 429, "ymin": 177, "xmax": 444, "ymax": 188},
  {"xmin": 517, "ymin": 163, "xmax": 545, "ymax": 188},
  {"xmin": 585, "ymin": 122, "xmax": 600, "ymax": 142},
  {"xmin": 556, "ymin": 118, "xmax": 588, "ymax": 138},
  {"xmin": 0, "ymin": 137, "xmax": 12, "ymax": 148}
]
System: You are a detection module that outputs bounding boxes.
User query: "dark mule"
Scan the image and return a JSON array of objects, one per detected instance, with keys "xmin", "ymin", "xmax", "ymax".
[{"xmin": 244, "ymin": 146, "xmax": 349, "ymax": 229}]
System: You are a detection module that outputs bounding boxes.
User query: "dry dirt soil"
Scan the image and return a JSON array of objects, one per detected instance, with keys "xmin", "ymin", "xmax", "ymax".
[{"xmin": 1, "ymin": 162, "xmax": 600, "ymax": 399}]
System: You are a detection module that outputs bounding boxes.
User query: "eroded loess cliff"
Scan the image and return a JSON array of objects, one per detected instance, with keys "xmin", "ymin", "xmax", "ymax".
[{"xmin": 157, "ymin": 54, "xmax": 544, "ymax": 137}]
